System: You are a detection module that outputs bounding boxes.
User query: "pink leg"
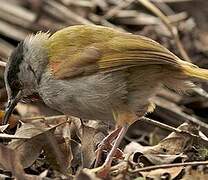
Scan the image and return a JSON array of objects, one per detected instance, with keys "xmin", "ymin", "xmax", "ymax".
[
  {"xmin": 96, "ymin": 124, "xmax": 129, "ymax": 177},
  {"xmin": 95, "ymin": 127, "xmax": 122, "ymax": 167}
]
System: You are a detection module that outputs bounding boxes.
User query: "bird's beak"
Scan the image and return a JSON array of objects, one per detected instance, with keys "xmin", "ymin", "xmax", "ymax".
[{"xmin": 2, "ymin": 91, "xmax": 22, "ymax": 125}]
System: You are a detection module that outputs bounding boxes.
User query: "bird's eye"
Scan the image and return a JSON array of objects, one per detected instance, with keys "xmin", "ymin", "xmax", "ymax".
[{"xmin": 11, "ymin": 80, "xmax": 23, "ymax": 90}]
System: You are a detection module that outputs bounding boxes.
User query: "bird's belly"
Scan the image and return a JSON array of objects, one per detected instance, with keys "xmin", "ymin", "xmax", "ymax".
[{"xmin": 39, "ymin": 71, "xmax": 127, "ymax": 122}]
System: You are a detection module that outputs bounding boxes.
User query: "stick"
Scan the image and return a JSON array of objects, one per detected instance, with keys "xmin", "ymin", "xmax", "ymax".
[
  {"xmin": 0, "ymin": 60, "xmax": 6, "ymax": 67},
  {"xmin": 130, "ymin": 160, "xmax": 208, "ymax": 172},
  {"xmin": 140, "ymin": 117, "xmax": 208, "ymax": 146}
]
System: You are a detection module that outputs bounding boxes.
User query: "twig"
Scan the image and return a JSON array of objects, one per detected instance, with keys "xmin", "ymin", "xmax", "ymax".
[
  {"xmin": 193, "ymin": 87, "xmax": 208, "ymax": 98},
  {"xmin": 0, "ymin": 60, "xmax": 6, "ymax": 67},
  {"xmin": 0, "ymin": 19, "xmax": 28, "ymax": 41},
  {"xmin": 21, "ymin": 115, "xmax": 67, "ymax": 122},
  {"xmin": 45, "ymin": 0, "xmax": 94, "ymax": 25},
  {"xmin": 0, "ymin": 1, "xmax": 36, "ymax": 22},
  {"xmin": 151, "ymin": 0, "xmax": 193, "ymax": 3},
  {"xmin": 140, "ymin": 117, "xmax": 181, "ymax": 133},
  {"xmin": 104, "ymin": 0, "xmax": 135, "ymax": 19},
  {"xmin": 0, "ymin": 133, "xmax": 30, "ymax": 139},
  {"xmin": 140, "ymin": 117, "xmax": 208, "ymax": 147},
  {"xmin": 130, "ymin": 160, "xmax": 208, "ymax": 172},
  {"xmin": 88, "ymin": 13, "xmax": 125, "ymax": 31},
  {"xmin": 153, "ymin": 1, "xmax": 175, "ymax": 15},
  {"xmin": 155, "ymin": 96, "xmax": 208, "ymax": 134}
]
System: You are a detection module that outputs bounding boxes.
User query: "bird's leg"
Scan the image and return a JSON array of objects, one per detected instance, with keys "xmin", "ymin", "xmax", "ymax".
[
  {"xmin": 95, "ymin": 124, "xmax": 129, "ymax": 177},
  {"xmin": 94, "ymin": 126, "xmax": 122, "ymax": 167}
]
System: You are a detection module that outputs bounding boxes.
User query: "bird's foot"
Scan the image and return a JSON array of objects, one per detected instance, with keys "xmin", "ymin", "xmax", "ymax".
[
  {"xmin": 94, "ymin": 127, "xmax": 122, "ymax": 167},
  {"xmin": 93, "ymin": 125, "xmax": 129, "ymax": 178},
  {"xmin": 94, "ymin": 142, "xmax": 123, "ymax": 167}
]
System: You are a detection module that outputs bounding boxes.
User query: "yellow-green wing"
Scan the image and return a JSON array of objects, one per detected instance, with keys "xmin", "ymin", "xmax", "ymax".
[{"xmin": 45, "ymin": 25, "xmax": 189, "ymax": 79}]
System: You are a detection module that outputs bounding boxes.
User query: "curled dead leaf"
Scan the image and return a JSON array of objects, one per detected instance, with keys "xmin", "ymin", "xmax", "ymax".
[
  {"xmin": 141, "ymin": 166, "xmax": 183, "ymax": 179},
  {"xmin": 8, "ymin": 117, "xmax": 67, "ymax": 168},
  {"xmin": 125, "ymin": 123, "xmax": 196, "ymax": 167},
  {"xmin": 81, "ymin": 123, "xmax": 107, "ymax": 168},
  {"xmin": 0, "ymin": 144, "xmax": 26, "ymax": 179},
  {"xmin": 182, "ymin": 166, "xmax": 208, "ymax": 180},
  {"xmin": 44, "ymin": 122, "xmax": 73, "ymax": 174},
  {"xmin": 76, "ymin": 168, "xmax": 102, "ymax": 180}
]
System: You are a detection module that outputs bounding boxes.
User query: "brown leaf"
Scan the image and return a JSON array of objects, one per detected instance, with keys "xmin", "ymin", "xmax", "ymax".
[
  {"xmin": 0, "ymin": 124, "xmax": 9, "ymax": 132},
  {"xmin": 75, "ymin": 168, "xmax": 101, "ymax": 180},
  {"xmin": 25, "ymin": 173, "xmax": 52, "ymax": 180},
  {"xmin": 149, "ymin": 122, "xmax": 196, "ymax": 155},
  {"xmin": 182, "ymin": 167, "xmax": 208, "ymax": 180},
  {"xmin": 71, "ymin": 139, "xmax": 82, "ymax": 171},
  {"xmin": 81, "ymin": 123, "xmax": 106, "ymax": 168},
  {"xmin": 138, "ymin": 154, "xmax": 186, "ymax": 166},
  {"xmin": 125, "ymin": 123, "xmax": 194, "ymax": 166},
  {"xmin": 141, "ymin": 166, "xmax": 183, "ymax": 179},
  {"xmin": 8, "ymin": 119, "xmax": 66, "ymax": 168},
  {"xmin": 0, "ymin": 144, "xmax": 26, "ymax": 179},
  {"xmin": 126, "ymin": 141, "xmax": 186, "ymax": 166},
  {"xmin": 0, "ymin": 133, "xmax": 30, "ymax": 139},
  {"xmin": 57, "ymin": 122, "xmax": 73, "ymax": 169},
  {"xmin": 44, "ymin": 122, "xmax": 73, "ymax": 173},
  {"xmin": 81, "ymin": 125, "xmax": 97, "ymax": 168},
  {"xmin": 124, "ymin": 141, "xmax": 152, "ymax": 154}
]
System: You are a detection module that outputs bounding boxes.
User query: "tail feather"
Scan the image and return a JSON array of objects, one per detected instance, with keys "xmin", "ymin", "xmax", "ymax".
[{"xmin": 181, "ymin": 62, "xmax": 208, "ymax": 80}]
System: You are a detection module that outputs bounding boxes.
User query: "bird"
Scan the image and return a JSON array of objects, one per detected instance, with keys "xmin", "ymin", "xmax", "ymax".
[{"xmin": 3, "ymin": 25, "xmax": 208, "ymax": 176}]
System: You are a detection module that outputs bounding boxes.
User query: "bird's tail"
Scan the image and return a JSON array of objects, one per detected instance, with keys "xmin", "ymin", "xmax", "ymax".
[{"xmin": 180, "ymin": 62, "xmax": 208, "ymax": 80}]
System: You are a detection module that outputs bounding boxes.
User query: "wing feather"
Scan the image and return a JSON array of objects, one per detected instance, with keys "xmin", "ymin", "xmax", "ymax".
[{"xmin": 46, "ymin": 25, "xmax": 186, "ymax": 79}]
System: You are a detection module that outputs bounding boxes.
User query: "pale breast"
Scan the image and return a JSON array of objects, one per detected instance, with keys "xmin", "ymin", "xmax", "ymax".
[
  {"xmin": 38, "ymin": 64, "xmax": 164, "ymax": 123},
  {"xmin": 38, "ymin": 70, "xmax": 128, "ymax": 122}
]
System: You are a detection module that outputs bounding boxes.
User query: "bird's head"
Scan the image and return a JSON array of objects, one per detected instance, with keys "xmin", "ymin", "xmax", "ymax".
[{"xmin": 3, "ymin": 32, "xmax": 50, "ymax": 125}]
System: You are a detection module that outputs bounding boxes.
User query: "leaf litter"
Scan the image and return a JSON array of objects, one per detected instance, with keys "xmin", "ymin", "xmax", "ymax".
[{"xmin": 0, "ymin": 0, "xmax": 208, "ymax": 179}]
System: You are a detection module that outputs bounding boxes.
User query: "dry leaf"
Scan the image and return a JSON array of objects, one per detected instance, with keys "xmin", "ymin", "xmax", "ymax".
[
  {"xmin": 57, "ymin": 122, "xmax": 73, "ymax": 169},
  {"xmin": 0, "ymin": 124, "xmax": 9, "ymax": 132},
  {"xmin": 124, "ymin": 141, "xmax": 152, "ymax": 154},
  {"xmin": 150, "ymin": 123, "xmax": 195, "ymax": 155},
  {"xmin": 44, "ymin": 122, "xmax": 73, "ymax": 173},
  {"xmin": 182, "ymin": 167, "xmax": 208, "ymax": 180},
  {"xmin": 146, "ymin": 123, "xmax": 195, "ymax": 155},
  {"xmin": 125, "ymin": 123, "xmax": 194, "ymax": 166},
  {"xmin": 126, "ymin": 141, "xmax": 186, "ymax": 166},
  {"xmin": 81, "ymin": 124, "xmax": 106, "ymax": 168},
  {"xmin": 25, "ymin": 174, "xmax": 52, "ymax": 180},
  {"xmin": 71, "ymin": 139, "xmax": 82, "ymax": 172},
  {"xmin": 0, "ymin": 144, "xmax": 26, "ymax": 179},
  {"xmin": 81, "ymin": 125, "xmax": 98, "ymax": 168},
  {"xmin": 75, "ymin": 168, "xmax": 101, "ymax": 180},
  {"xmin": 8, "ymin": 119, "xmax": 66, "ymax": 168},
  {"xmin": 0, "ymin": 133, "xmax": 30, "ymax": 139},
  {"xmin": 137, "ymin": 153, "xmax": 186, "ymax": 166},
  {"xmin": 141, "ymin": 166, "xmax": 183, "ymax": 179}
]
